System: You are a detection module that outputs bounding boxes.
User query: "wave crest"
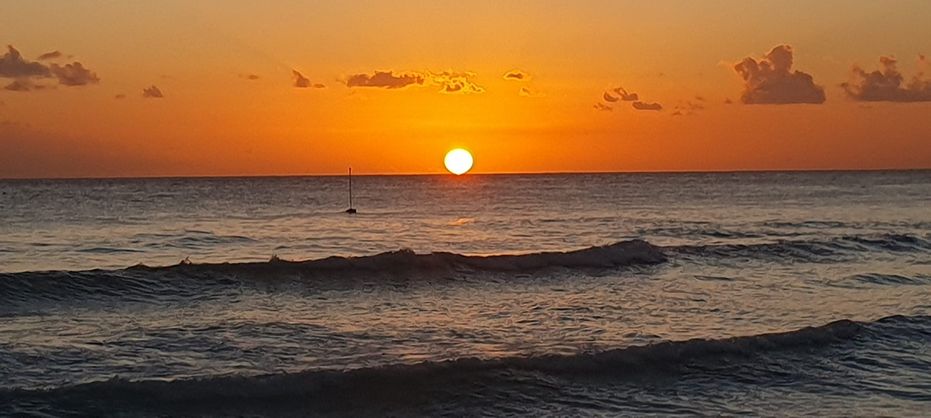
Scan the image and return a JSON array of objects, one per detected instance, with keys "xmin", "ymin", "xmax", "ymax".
[{"xmin": 3, "ymin": 315, "xmax": 925, "ymax": 415}]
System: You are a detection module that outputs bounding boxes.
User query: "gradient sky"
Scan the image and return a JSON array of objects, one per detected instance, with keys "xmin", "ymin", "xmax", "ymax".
[{"xmin": 2, "ymin": 0, "xmax": 930, "ymax": 178}]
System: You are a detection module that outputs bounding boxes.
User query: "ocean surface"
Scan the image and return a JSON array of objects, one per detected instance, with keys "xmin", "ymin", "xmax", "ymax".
[{"xmin": 1, "ymin": 171, "xmax": 929, "ymax": 416}]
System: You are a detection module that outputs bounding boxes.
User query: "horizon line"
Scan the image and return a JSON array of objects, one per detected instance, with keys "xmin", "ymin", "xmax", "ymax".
[{"xmin": 1, "ymin": 167, "xmax": 929, "ymax": 181}]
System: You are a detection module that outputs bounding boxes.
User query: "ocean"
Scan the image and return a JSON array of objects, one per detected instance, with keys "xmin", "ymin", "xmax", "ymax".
[{"xmin": 1, "ymin": 171, "xmax": 929, "ymax": 416}]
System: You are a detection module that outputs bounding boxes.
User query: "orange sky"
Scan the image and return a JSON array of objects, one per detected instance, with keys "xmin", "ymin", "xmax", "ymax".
[{"xmin": 1, "ymin": 1, "xmax": 930, "ymax": 178}]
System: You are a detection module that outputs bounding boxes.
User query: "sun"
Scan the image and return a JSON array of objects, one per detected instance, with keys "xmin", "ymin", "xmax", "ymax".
[{"xmin": 444, "ymin": 148, "xmax": 474, "ymax": 175}]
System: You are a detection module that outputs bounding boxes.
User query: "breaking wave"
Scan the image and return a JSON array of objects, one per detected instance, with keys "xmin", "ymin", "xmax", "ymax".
[{"xmin": 2, "ymin": 315, "xmax": 927, "ymax": 416}]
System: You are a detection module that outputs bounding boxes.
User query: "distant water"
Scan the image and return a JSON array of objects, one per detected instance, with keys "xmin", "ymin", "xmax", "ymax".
[{"xmin": 1, "ymin": 172, "xmax": 930, "ymax": 416}]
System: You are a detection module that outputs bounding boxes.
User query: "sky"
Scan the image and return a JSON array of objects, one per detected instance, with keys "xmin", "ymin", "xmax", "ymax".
[{"xmin": 1, "ymin": 0, "xmax": 930, "ymax": 178}]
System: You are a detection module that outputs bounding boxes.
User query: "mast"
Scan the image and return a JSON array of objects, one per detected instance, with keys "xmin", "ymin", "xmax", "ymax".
[{"xmin": 345, "ymin": 166, "xmax": 357, "ymax": 213}]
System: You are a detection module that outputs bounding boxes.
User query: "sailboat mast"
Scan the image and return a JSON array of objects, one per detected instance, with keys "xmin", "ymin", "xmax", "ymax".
[{"xmin": 348, "ymin": 167, "xmax": 352, "ymax": 208}]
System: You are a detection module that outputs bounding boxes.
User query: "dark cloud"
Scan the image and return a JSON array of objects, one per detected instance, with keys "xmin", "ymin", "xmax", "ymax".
[
  {"xmin": 142, "ymin": 85, "xmax": 163, "ymax": 98},
  {"xmin": 346, "ymin": 71, "xmax": 425, "ymax": 89},
  {"xmin": 632, "ymin": 101, "xmax": 662, "ymax": 111},
  {"xmin": 733, "ymin": 45, "xmax": 825, "ymax": 104},
  {"xmin": 312, "ymin": 83, "xmax": 326, "ymax": 89},
  {"xmin": 724, "ymin": 98, "xmax": 733, "ymax": 104},
  {"xmin": 292, "ymin": 70, "xmax": 311, "ymax": 88},
  {"xmin": 37, "ymin": 51, "xmax": 63, "ymax": 61},
  {"xmin": 603, "ymin": 92, "xmax": 619, "ymax": 102},
  {"xmin": 50, "ymin": 62, "xmax": 99, "ymax": 86},
  {"xmin": 0, "ymin": 45, "xmax": 51, "ymax": 78},
  {"xmin": 241, "ymin": 73, "xmax": 260, "ymax": 80},
  {"xmin": 1, "ymin": 45, "xmax": 99, "ymax": 91},
  {"xmin": 593, "ymin": 103, "xmax": 613, "ymax": 111},
  {"xmin": 841, "ymin": 55, "xmax": 931, "ymax": 102},
  {"xmin": 612, "ymin": 87, "xmax": 639, "ymax": 101},
  {"xmin": 503, "ymin": 70, "xmax": 528, "ymax": 80},
  {"xmin": 114, "ymin": 94, "xmax": 126, "ymax": 99}
]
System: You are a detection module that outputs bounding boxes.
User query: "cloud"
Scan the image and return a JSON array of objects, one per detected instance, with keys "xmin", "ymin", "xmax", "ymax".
[
  {"xmin": 611, "ymin": 87, "xmax": 639, "ymax": 101},
  {"xmin": 733, "ymin": 45, "xmax": 825, "ymax": 104},
  {"xmin": 671, "ymin": 100, "xmax": 705, "ymax": 116},
  {"xmin": 724, "ymin": 98, "xmax": 733, "ymax": 104},
  {"xmin": 1, "ymin": 45, "xmax": 100, "ymax": 91},
  {"xmin": 596, "ymin": 85, "xmax": 660, "ymax": 112},
  {"xmin": 241, "ymin": 73, "xmax": 260, "ymax": 80},
  {"xmin": 312, "ymin": 83, "xmax": 326, "ymax": 88},
  {"xmin": 292, "ymin": 70, "xmax": 311, "ymax": 88},
  {"xmin": 50, "ymin": 62, "xmax": 99, "ymax": 86},
  {"xmin": 37, "ymin": 51, "xmax": 63, "ymax": 61},
  {"xmin": 114, "ymin": 94, "xmax": 126, "ymax": 99},
  {"xmin": 503, "ymin": 70, "xmax": 528, "ymax": 81},
  {"xmin": 142, "ymin": 85, "xmax": 163, "ymax": 98},
  {"xmin": 632, "ymin": 101, "xmax": 662, "ymax": 111},
  {"xmin": 346, "ymin": 70, "xmax": 425, "ymax": 89},
  {"xmin": 0, "ymin": 45, "xmax": 51, "ymax": 78},
  {"xmin": 4, "ymin": 78, "xmax": 50, "ymax": 92},
  {"xmin": 593, "ymin": 103, "xmax": 613, "ymax": 111},
  {"xmin": 519, "ymin": 87, "xmax": 544, "ymax": 97},
  {"xmin": 431, "ymin": 71, "xmax": 484, "ymax": 94},
  {"xmin": 4, "ymin": 79, "xmax": 45, "ymax": 92},
  {"xmin": 841, "ymin": 55, "xmax": 931, "ymax": 102}
]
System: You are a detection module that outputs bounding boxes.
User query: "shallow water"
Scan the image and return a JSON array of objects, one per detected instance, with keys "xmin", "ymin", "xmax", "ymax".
[{"xmin": 1, "ymin": 172, "xmax": 929, "ymax": 416}]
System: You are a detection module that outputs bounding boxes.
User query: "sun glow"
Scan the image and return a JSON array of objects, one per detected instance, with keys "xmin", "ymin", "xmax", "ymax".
[{"xmin": 444, "ymin": 148, "xmax": 474, "ymax": 175}]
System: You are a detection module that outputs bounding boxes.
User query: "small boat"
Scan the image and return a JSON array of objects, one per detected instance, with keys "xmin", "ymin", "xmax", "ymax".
[{"xmin": 345, "ymin": 167, "xmax": 357, "ymax": 214}]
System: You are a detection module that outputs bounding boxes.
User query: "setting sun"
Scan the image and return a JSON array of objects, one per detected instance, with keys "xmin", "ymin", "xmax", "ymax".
[{"xmin": 444, "ymin": 149, "xmax": 474, "ymax": 175}]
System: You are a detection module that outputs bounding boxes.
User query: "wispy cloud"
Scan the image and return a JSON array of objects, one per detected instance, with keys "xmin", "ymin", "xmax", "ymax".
[
  {"xmin": 593, "ymin": 102, "xmax": 613, "ymax": 111},
  {"xmin": 733, "ymin": 45, "xmax": 825, "ymax": 104},
  {"xmin": 4, "ymin": 79, "xmax": 47, "ymax": 92},
  {"xmin": 37, "ymin": 51, "xmax": 63, "ymax": 61}
]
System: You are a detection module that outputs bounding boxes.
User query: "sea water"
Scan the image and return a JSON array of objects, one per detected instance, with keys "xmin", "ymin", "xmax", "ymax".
[{"xmin": 1, "ymin": 172, "xmax": 929, "ymax": 415}]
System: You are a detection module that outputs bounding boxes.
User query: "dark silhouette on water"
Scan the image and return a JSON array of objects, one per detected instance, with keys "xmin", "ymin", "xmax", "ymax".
[{"xmin": 345, "ymin": 167, "xmax": 357, "ymax": 214}]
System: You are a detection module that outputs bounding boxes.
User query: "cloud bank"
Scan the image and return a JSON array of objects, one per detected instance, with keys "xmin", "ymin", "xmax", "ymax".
[
  {"xmin": 733, "ymin": 45, "xmax": 825, "ymax": 104},
  {"xmin": 841, "ymin": 55, "xmax": 931, "ymax": 102}
]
